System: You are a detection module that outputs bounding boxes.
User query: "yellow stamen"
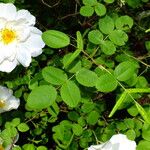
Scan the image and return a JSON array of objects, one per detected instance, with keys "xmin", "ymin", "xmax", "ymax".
[
  {"xmin": 0, "ymin": 145, "xmax": 4, "ymax": 150},
  {"xmin": 0, "ymin": 100, "xmax": 5, "ymax": 108},
  {"xmin": 1, "ymin": 29, "xmax": 16, "ymax": 44}
]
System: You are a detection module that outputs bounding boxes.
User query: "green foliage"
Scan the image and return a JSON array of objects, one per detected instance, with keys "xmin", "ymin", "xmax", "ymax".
[
  {"xmin": 80, "ymin": 6, "xmax": 94, "ymax": 17},
  {"xmin": 27, "ymin": 85, "xmax": 57, "ymax": 110},
  {"xmin": 99, "ymin": 16, "xmax": 114, "ymax": 34},
  {"xmin": 63, "ymin": 31, "xmax": 83, "ymax": 68},
  {"xmin": 137, "ymin": 141, "xmax": 150, "ymax": 150},
  {"xmin": 22, "ymin": 144, "xmax": 35, "ymax": 150},
  {"xmin": 80, "ymin": 0, "xmax": 106, "ymax": 17},
  {"xmin": 42, "ymin": 30, "xmax": 70, "ymax": 48},
  {"xmin": 109, "ymin": 88, "xmax": 150, "ymax": 124},
  {"xmin": 76, "ymin": 68, "xmax": 98, "ymax": 87},
  {"xmin": 115, "ymin": 15, "xmax": 134, "ymax": 30},
  {"xmin": 104, "ymin": 0, "xmax": 114, "ymax": 3},
  {"xmin": 100, "ymin": 40, "xmax": 116, "ymax": 55},
  {"xmin": 83, "ymin": 0, "xmax": 97, "ymax": 5},
  {"xmin": 145, "ymin": 41, "xmax": 150, "ymax": 51},
  {"xmin": 0, "ymin": 0, "xmax": 150, "ymax": 149},
  {"xmin": 88, "ymin": 30, "xmax": 103, "ymax": 44},
  {"xmin": 17, "ymin": 123, "xmax": 29, "ymax": 132},
  {"xmin": 0, "ymin": 0, "xmax": 15, "ymax": 3},
  {"xmin": 60, "ymin": 81, "xmax": 81, "ymax": 107},
  {"xmin": 114, "ymin": 61, "xmax": 138, "ymax": 81},
  {"xmin": 42, "ymin": 66, "xmax": 68, "ymax": 85},
  {"xmin": 94, "ymin": 3, "xmax": 106, "ymax": 16},
  {"xmin": 109, "ymin": 30, "xmax": 128, "ymax": 46},
  {"xmin": 96, "ymin": 73, "xmax": 118, "ymax": 92},
  {"xmin": 86, "ymin": 111, "xmax": 100, "ymax": 125}
]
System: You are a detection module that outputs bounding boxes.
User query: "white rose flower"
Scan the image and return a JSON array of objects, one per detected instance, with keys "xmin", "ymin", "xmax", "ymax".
[
  {"xmin": 0, "ymin": 86, "xmax": 20, "ymax": 113},
  {"xmin": 88, "ymin": 134, "xmax": 136, "ymax": 150},
  {"xmin": 0, "ymin": 3, "xmax": 45, "ymax": 72}
]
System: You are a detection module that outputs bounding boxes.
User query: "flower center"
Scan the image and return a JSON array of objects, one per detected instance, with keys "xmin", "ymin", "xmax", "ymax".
[
  {"xmin": 0, "ymin": 145, "xmax": 4, "ymax": 150},
  {"xmin": 1, "ymin": 29, "xmax": 16, "ymax": 44},
  {"xmin": 0, "ymin": 100, "xmax": 5, "ymax": 108}
]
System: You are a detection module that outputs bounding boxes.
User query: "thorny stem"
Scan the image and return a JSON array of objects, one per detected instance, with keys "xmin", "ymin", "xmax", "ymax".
[
  {"xmin": 59, "ymin": 12, "xmax": 80, "ymax": 20},
  {"xmin": 124, "ymin": 52, "xmax": 150, "ymax": 68},
  {"xmin": 41, "ymin": 0, "xmax": 61, "ymax": 8},
  {"xmin": 92, "ymin": 131, "xmax": 101, "ymax": 145}
]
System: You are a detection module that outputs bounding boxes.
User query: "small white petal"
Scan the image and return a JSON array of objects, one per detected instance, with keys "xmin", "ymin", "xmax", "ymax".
[
  {"xmin": 0, "ymin": 86, "xmax": 13, "ymax": 100},
  {"xmin": 16, "ymin": 9, "xmax": 35, "ymax": 25},
  {"xmin": 88, "ymin": 143, "xmax": 106, "ymax": 150},
  {"xmin": 24, "ymin": 32, "xmax": 45, "ymax": 57},
  {"xmin": 30, "ymin": 27, "xmax": 42, "ymax": 34},
  {"xmin": 0, "ymin": 18, "xmax": 6, "ymax": 29},
  {"xmin": 16, "ymin": 45, "xmax": 31, "ymax": 67},
  {"xmin": 88, "ymin": 134, "xmax": 136, "ymax": 150},
  {"xmin": 110, "ymin": 134, "xmax": 136, "ymax": 150},
  {"xmin": 16, "ymin": 27, "xmax": 30, "ymax": 42},
  {"xmin": 0, "ymin": 86, "xmax": 20, "ymax": 113},
  {"xmin": 0, "ymin": 59, "xmax": 18, "ymax": 73},
  {"xmin": 6, "ymin": 96, "xmax": 20, "ymax": 111},
  {"xmin": 0, "ymin": 43, "xmax": 17, "ymax": 60},
  {"xmin": 0, "ymin": 3, "xmax": 17, "ymax": 20}
]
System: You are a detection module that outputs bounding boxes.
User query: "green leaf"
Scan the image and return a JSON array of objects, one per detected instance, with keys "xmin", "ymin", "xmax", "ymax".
[
  {"xmin": 127, "ymin": 105, "xmax": 139, "ymax": 116},
  {"xmin": 109, "ymin": 30, "xmax": 128, "ymax": 46},
  {"xmin": 126, "ymin": 129, "xmax": 136, "ymax": 140},
  {"xmin": 145, "ymin": 41, "xmax": 150, "ymax": 52},
  {"xmin": 88, "ymin": 30, "xmax": 103, "ymax": 44},
  {"xmin": 42, "ymin": 66, "xmax": 68, "ymax": 85},
  {"xmin": 135, "ymin": 102, "xmax": 150, "ymax": 124},
  {"xmin": 100, "ymin": 40, "xmax": 116, "ymax": 55},
  {"xmin": 81, "ymin": 102, "xmax": 95, "ymax": 113},
  {"xmin": 60, "ymin": 81, "xmax": 81, "ymax": 107},
  {"xmin": 42, "ymin": 30, "xmax": 70, "ymax": 48},
  {"xmin": 3, "ymin": 0, "xmax": 16, "ymax": 3},
  {"xmin": 116, "ymin": 122, "xmax": 128, "ymax": 131},
  {"xmin": 76, "ymin": 68, "xmax": 98, "ymax": 87},
  {"xmin": 12, "ymin": 118, "xmax": 21, "ymax": 127},
  {"xmin": 79, "ymin": 138, "xmax": 89, "ymax": 148},
  {"xmin": 114, "ymin": 61, "xmax": 137, "ymax": 81},
  {"xmin": 12, "ymin": 146, "xmax": 22, "ymax": 150},
  {"xmin": 78, "ymin": 117, "xmax": 86, "ymax": 127},
  {"xmin": 68, "ymin": 111, "xmax": 80, "ymax": 122},
  {"xmin": 94, "ymin": 3, "xmax": 106, "ymax": 16},
  {"xmin": 82, "ymin": 57, "xmax": 92, "ymax": 69},
  {"xmin": 109, "ymin": 92, "xmax": 127, "ymax": 117},
  {"xmin": 83, "ymin": 0, "xmax": 97, "ymax": 5},
  {"xmin": 137, "ymin": 140, "xmax": 150, "ymax": 150},
  {"xmin": 77, "ymin": 31, "xmax": 84, "ymax": 50},
  {"xmin": 142, "ymin": 123, "xmax": 150, "ymax": 141},
  {"xmin": 86, "ymin": 111, "xmax": 99, "ymax": 125},
  {"xmin": 80, "ymin": 6, "xmax": 94, "ymax": 17},
  {"xmin": 124, "ymin": 118, "xmax": 134, "ymax": 128},
  {"xmin": 72, "ymin": 124, "xmax": 83, "ymax": 136},
  {"xmin": 99, "ymin": 16, "xmax": 114, "ymax": 34},
  {"xmin": 37, "ymin": 146, "xmax": 47, "ymax": 150},
  {"xmin": 104, "ymin": 0, "xmax": 114, "ymax": 3},
  {"xmin": 136, "ymin": 76, "xmax": 148, "ymax": 88},
  {"xmin": 126, "ymin": 0, "xmax": 141, "ymax": 8},
  {"xmin": 27, "ymin": 85, "xmax": 57, "ymax": 110},
  {"xmin": 22, "ymin": 144, "xmax": 35, "ymax": 150},
  {"xmin": 63, "ymin": 32, "xmax": 83, "ymax": 68},
  {"xmin": 63, "ymin": 53, "xmax": 82, "ymax": 72},
  {"xmin": 17, "ymin": 123, "xmax": 29, "ymax": 132},
  {"xmin": 96, "ymin": 73, "xmax": 118, "ymax": 92},
  {"xmin": 141, "ymin": 0, "xmax": 149, "ymax": 2},
  {"xmin": 115, "ymin": 15, "xmax": 134, "ymax": 30}
]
